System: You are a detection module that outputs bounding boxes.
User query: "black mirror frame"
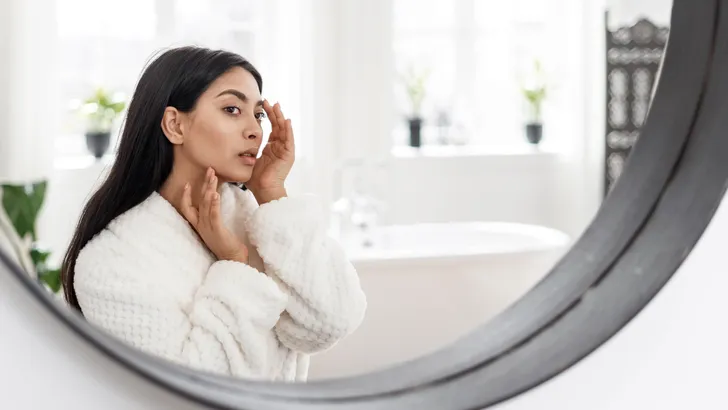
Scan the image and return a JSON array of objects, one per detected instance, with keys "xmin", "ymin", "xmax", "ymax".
[{"xmin": 1, "ymin": 0, "xmax": 725, "ymax": 408}]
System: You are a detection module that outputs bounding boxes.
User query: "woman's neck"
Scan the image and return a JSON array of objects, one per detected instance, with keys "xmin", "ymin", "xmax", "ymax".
[{"xmin": 159, "ymin": 160, "xmax": 223, "ymax": 211}]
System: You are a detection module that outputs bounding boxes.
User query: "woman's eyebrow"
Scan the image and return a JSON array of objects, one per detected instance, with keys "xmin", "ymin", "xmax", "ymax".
[{"xmin": 216, "ymin": 89, "xmax": 264, "ymax": 106}]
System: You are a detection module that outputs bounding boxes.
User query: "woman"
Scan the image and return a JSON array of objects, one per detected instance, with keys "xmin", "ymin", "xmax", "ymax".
[{"xmin": 60, "ymin": 46, "xmax": 367, "ymax": 382}]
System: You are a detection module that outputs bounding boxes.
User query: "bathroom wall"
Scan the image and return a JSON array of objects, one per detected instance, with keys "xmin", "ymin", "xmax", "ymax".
[
  {"xmin": 0, "ymin": 0, "xmax": 58, "ymax": 184},
  {"xmin": 37, "ymin": 158, "xmax": 112, "ymax": 265},
  {"xmin": 379, "ymin": 147, "xmax": 570, "ymax": 232}
]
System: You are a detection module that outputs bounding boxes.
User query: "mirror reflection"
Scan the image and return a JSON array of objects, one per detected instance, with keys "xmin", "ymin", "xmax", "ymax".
[{"xmin": 0, "ymin": 0, "xmax": 672, "ymax": 382}]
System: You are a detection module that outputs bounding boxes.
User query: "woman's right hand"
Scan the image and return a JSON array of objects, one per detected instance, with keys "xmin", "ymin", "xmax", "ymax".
[{"xmin": 180, "ymin": 167, "xmax": 249, "ymax": 264}]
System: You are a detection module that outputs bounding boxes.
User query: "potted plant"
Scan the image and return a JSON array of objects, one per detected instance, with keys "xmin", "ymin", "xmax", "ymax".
[
  {"xmin": 400, "ymin": 65, "xmax": 430, "ymax": 148},
  {"xmin": 521, "ymin": 59, "xmax": 547, "ymax": 146},
  {"xmin": 80, "ymin": 87, "xmax": 126, "ymax": 159},
  {"xmin": 0, "ymin": 180, "xmax": 62, "ymax": 293}
]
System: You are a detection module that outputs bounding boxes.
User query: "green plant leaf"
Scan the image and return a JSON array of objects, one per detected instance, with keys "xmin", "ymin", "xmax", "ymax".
[
  {"xmin": 79, "ymin": 88, "xmax": 126, "ymax": 132},
  {"xmin": 1, "ymin": 185, "xmax": 31, "ymax": 239},
  {"xmin": 1, "ymin": 181, "xmax": 60, "ymax": 293},
  {"xmin": 30, "ymin": 246, "xmax": 52, "ymax": 266},
  {"xmin": 1, "ymin": 181, "xmax": 47, "ymax": 241},
  {"xmin": 38, "ymin": 268, "xmax": 62, "ymax": 293},
  {"xmin": 110, "ymin": 101, "xmax": 126, "ymax": 114},
  {"xmin": 29, "ymin": 180, "xmax": 47, "ymax": 217},
  {"xmin": 399, "ymin": 65, "xmax": 431, "ymax": 116}
]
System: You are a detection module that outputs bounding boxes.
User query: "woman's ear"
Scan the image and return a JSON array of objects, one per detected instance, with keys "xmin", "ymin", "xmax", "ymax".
[{"xmin": 161, "ymin": 107, "xmax": 185, "ymax": 145}]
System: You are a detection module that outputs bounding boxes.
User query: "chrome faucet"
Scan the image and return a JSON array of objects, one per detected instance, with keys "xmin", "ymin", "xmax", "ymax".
[{"xmin": 330, "ymin": 158, "xmax": 388, "ymax": 248}]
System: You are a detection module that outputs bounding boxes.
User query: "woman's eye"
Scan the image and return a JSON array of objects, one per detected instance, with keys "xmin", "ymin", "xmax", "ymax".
[
  {"xmin": 224, "ymin": 106, "xmax": 241, "ymax": 115},
  {"xmin": 255, "ymin": 111, "xmax": 267, "ymax": 120}
]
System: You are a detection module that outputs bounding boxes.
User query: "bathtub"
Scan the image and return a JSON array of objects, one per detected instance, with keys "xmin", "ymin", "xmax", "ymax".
[{"xmin": 307, "ymin": 221, "xmax": 571, "ymax": 380}]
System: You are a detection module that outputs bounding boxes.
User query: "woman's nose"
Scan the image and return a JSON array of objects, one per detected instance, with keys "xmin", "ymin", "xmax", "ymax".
[{"xmin": 246, "ymin": 127, "xmax": 262, "ymax": 140}]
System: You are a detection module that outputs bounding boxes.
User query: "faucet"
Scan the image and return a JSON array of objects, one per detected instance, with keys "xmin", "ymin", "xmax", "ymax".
[{"xmin": 330, "ymin": 158, "xmax": 388, "ymax": 248}]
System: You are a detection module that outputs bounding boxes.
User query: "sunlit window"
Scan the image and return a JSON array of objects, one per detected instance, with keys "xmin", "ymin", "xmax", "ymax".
[
  {"xmin": 53, "ymin": 0, "xmax": 261, "ymax": 156},
  {"xmin": 392, "ymin": 0, "xmax": 552, "ymax": 148}
]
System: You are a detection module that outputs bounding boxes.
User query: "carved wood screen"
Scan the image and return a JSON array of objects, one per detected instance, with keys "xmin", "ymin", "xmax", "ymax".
[{"xmin": 605, "ymin": 15, "xmax": 670, "ymax": 196}]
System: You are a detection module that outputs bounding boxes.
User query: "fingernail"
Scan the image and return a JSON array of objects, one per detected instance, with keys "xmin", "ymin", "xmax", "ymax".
[
  {"xmin": 214, "ymin": 193, "xmax": 220, "ymax": 200},
  {"xmin": 184, "ymin": 183, "xmax": 189, "ymax": 190}
]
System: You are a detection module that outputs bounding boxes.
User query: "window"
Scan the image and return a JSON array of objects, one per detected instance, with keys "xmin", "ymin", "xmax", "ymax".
[
  {"xmin": 54, "ymin": 0, "xmax": 265, "ymax": 157},
  {"xmin": 392, "ymin": 0, "xmax": 554, "ymax": 148}
]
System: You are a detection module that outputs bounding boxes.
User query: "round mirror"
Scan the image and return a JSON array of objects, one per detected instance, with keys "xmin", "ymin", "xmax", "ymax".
[{"xmin": 3, "ymin": 0, "xmax": 723, "ymax": 408}]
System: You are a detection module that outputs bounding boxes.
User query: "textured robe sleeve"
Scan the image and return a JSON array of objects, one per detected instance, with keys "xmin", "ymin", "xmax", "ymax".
[
  {"xmin": 74, "ymin": 245, "xmax": 290, "ymax": 379},
  {"xmin": 246, "ymin": 194, "xmax": 368, "ymax": 354}
]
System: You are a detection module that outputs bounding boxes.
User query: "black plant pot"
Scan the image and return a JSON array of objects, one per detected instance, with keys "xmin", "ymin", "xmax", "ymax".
[
  {"xmin": 85, "ymin": 131, "xmax": 111, "ymax": 159},
  {"xmin": 408, "ymin": 117, "xmax": 423, "ymax": 148},
  {"xmin": 526, "ymin": 123, "xmax": 543, "ymax": 145}
]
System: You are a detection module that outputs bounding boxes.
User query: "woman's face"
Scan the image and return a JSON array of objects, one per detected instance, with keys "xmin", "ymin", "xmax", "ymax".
[{"xmin": 174, "ymin": 67, "xmax": 265, "ymax": 183}]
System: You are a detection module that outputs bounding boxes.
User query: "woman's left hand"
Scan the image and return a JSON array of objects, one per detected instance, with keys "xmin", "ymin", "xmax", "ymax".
[{"xmin": 247, "ymin": 101, "xmax": 295, "ymax": 204}]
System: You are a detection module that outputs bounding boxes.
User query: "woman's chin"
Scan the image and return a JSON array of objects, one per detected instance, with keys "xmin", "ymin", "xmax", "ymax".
[{"xmin": 222, "ymin": 170, "xmax": 252, "ymax": 184}]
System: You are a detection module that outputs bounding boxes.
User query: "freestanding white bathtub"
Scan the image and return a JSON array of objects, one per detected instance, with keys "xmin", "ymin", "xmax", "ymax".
[{"xmin": 307, "ymin": 221, "xmax": 571, "ymax": 380}]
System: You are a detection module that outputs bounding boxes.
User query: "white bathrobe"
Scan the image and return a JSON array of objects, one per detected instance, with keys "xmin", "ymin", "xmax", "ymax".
[{"xmin": 73, "ymin": 183, "xmax": 367, "ymax": 382}]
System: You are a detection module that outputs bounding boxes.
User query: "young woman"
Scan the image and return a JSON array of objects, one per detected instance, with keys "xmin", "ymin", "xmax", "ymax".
[{"xmin": 60, "ymin": 46, "xmax": 367, "ymax": 382}]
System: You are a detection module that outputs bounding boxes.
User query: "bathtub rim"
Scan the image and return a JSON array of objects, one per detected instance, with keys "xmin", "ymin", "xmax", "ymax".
[{"xmin": 344, "ymin": 220, "xmax": 570, "ymax": 267}]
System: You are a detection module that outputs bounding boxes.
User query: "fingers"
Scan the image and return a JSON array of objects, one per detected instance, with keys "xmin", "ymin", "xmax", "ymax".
[
  {"xmin": 285, "ymin": 118, "xmax": 294, "ymax": 152},
  {"xmin": 199, "ymin": 192, "xmax": 212, "ymax": 229},
  {"xmin": 206, "ymin": 168, "xmax": 222, "ymax": 227},
  {"xmin": 273, "ymin": 103, "xmax": 286, "ymax": 135},
  {"xmin": 201, "ymin": 167, "xmax": 213, "ymax": 198},
  {"xmin": 263, "ymin": 100, "xmax": 279, "ymax": 135},
  {"xmin": 210, "ymin": 191, "xmax": 222, "ymax": 228},
  {"xmin": 179, "ymin": 182, "xmax": 198, "ymax": 226},
  {"xmin": 199, "ymin": 169, "xmax": 217, "ymax": 226},
  {"xmin": 263, "ymin": 101, "xmax": 288, "ymax": 142}
]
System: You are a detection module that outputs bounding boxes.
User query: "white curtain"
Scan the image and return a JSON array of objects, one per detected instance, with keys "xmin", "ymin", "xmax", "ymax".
[{"xmin": 0, "ymin": 0, "xmax": 59, "ymax": 184}]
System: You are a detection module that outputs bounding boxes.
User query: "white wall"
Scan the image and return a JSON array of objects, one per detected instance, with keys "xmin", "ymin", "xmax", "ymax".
[
  {"xmin": 0, "ymin": 0, "xmax": 58, "ymax": 184},
  {"xmin": 37, "ymin": 158, "xmax": 112, "ymax": 265},
  {"xmin": 295, "ymin": 0, "xmax": 395, "ymax": 208},
  {"xmin": 292, "ymin": 0, "xmax": 342, "ymax": 207},
  {"xmin": 380, "ymin": 148, "xmax": 566, "ymax": 229},
  {"xmin": 0, "ymin": 1, "xmax": 10, "ymax": 168}
]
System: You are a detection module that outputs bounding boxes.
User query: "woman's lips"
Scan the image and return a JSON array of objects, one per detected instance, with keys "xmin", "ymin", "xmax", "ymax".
[{"xmin": 238, "ymin": 154, "xmax": 256, "ymax": 166}]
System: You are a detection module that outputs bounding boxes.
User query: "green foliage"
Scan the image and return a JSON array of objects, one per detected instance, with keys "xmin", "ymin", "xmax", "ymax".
[
  {"xmin": 1, "ymin": 181, "xmax": 47, "ymax": 242},
  {"xmin": 31, "ymin": 246, "xmax": 62, "ymax": 293},
  {"xmin": 80, "ymin": 87, "xmax": 127, "ymax": 133},
  {"xmin": 521, "ymin": 59, "xmax": 548, "ymax": 122},
  {"xmin": 1, "ymin": 180, "xmax": 61, "ymax": 293},
  {"xmin": 523, "ymin": 87, "xmax": 547, "ymax": 121},
  {"xmin": 399, "ymin": 65, "xmax": 431, "ymax": 117}
]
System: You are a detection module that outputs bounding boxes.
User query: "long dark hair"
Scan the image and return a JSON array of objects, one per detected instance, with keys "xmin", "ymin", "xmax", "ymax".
[{"xmin": 61, "ymin": 46, "xmax": 263, "ymax": 312}]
